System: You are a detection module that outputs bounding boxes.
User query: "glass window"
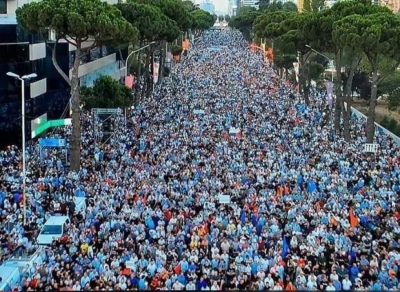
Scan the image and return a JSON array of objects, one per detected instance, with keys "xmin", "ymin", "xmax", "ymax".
[
  {"xmin": 0, "ymin": 0, "xmax": 6, "ymax": 14},
  {"xmin": 0, "ymin": 43, "xmax": 29, "ymax": 63},
  {"xmin": 16, "ymin": 25, "xmax": 47, "ymax": 43},
  {"xmin": 0, "ymin": 24, "xmax": 17, "ymax": 43},
  {"xmin": 31, "ymin": 58, "xmax": 46, "ymax": 80},
  {"xmin": 40, "ymin": 225, "xmax": 62, "ymax": 235}
]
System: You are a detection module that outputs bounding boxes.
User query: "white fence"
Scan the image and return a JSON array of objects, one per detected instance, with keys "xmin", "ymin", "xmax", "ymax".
[{"xmin": 351, "ymin": 106, "xmax": 400, "ymax": 145}]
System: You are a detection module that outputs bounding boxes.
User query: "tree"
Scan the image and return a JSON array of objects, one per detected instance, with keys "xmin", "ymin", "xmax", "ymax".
[
  {"xmin": 310, "ymin": 0, "xmax": 325, "ymax": 12},
  {"xmin": 191, "ymin": 9, "xmax": 215, "ymax": 34},
  {"xmin": 274, "ymin": 52, "xmax": 297, "ymax": 79},
  {"xmin": 333, "ymin": 12, "xmax": 400, "ymax": 143},
  {"xmin": 282, "ymin": 2, "xmax": 298, "ymax": 12},
  {"xmin": 80, "ymin": 75, "xmax": 133, "ymax": 110},
  {"xmin": 302, "ymin": 0, "xmax": 311, "ymax": 12},
  {"xmin": 133, "ymin": 0, "xmax": 193, "ymax": 32},
  {"xmin": 274, "ymin": 13, "xmax": 314, "ymax": 103},
  {"xmin": 182, "ymin": 0, "xmax": 199, "ymax": 12},
  {"xmin": 253, "ymin": 11, "xmax": 293, "ymax": 46},
  {"xmin": 258, "ymin": 0, "xmax": 271, "ymax": 11},
  {"xmin": 225, "ymin": 15, "xmax": 231, "ymax": 22},
  {"xmin": 375, "ymin": 70, "xmax": 400, "ymax": 113},
  {"xmin": 218, "ymin": 15, "xmax": 224, "ymax": 22},
  {"xmin": 304, "ymin": 0, "xmax": 391, "ymax": 139},
  {"xmin": 117, "ymin": 2, "xmax": 179, "ymax": 42},
  {"xmin": 229, "ymin": 7, "xmax": 261, "ymax": 40},
  {"xmin": 16, "ymin": 0, "xmax": 138, "ymax": 171}
]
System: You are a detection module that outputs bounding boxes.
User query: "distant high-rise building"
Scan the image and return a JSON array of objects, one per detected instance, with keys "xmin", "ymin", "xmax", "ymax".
[
  {"xmin": 228, "ymin": 0, "xmax": 238, "ymax": 15},
  {"xmin": 240, "ymin": 0, "xmax": 259, "ymax": 9},
  {"xmin": 200, "ymin": 0, "xmax": 215, "ymax": 14},
  {"xmin": 381, "ymin": 0, "xmax": 400, "ymax": 12}
]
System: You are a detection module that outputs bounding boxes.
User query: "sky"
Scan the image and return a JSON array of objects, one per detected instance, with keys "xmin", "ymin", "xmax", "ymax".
[{"xmin": 211, "ymin": 0, "xmax": 229, "ymax": 14}]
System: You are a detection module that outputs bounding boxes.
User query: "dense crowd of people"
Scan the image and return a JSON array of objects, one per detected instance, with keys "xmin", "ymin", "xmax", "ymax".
[{"xmin": 1, "ymin": 29, "xmax": 400, "ymax": 291}]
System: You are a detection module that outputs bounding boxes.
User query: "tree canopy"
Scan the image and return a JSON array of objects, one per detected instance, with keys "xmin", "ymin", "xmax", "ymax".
[
  {"xmin": 116, "ymin": 1, "xmax": 180, "ymax": 42},
  {"xmin": 80, "ymin": 76, "xmax": 133, "ymax": 110},
  {"xmin": 191, "ymin": 9, "xmax": 215, "ymax": 31},
  {"xmin": 247, "ymin": 0, "xmax": 400, "ymax": 142},
  {"xmin": 132, "ymin": 0, "xmax": 193, "ymax": 31},
  {"xmin": 16, "ymin": 0, "xmax": 138, "ymax": 171}
]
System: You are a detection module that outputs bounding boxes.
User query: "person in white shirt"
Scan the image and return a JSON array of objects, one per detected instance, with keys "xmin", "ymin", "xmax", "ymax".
[
  {"xmin": 210, "ymin": 281, "xmax": 219, "ymax": 290},
  {"xmin": 172, "ymin": 280, "xmax": 184, "ymax": 290},
  {"xmin": 186, "ymin": 281, "xmax": 196, "ymax": 290},
  {"xmin": 326, "ymin": 282, "xmax": 336, "ymax": 291},
  {"xmin": 330, "ymin": 270, "xmax": 339, "ymax": 282},
  {"xmin": 342, "ymin": 275, "xmax": 352, "ymax": 290},
  {"xmin": 264, "ymin": 274, "xmax": 274, "ymax": 287},
  {"xmin": 72, "ymin": 281, "xmax": 81, "ymax": 291}
]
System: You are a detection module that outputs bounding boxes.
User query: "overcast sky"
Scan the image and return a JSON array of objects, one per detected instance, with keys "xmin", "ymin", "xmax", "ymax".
[{"xmin": 211, "ymin": 0, "xmax": 228, "ymax": 14}]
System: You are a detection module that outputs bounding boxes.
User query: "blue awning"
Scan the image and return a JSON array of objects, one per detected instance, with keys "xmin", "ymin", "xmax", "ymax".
[{"xmin": 0, "ymin": 17, "xmax": 17, "ymax": 25}]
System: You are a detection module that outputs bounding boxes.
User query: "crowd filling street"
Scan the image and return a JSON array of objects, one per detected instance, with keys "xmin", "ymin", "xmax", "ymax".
[{"xmin": 1, "ymin": 30, "xmax": 400, "ymax": 291}]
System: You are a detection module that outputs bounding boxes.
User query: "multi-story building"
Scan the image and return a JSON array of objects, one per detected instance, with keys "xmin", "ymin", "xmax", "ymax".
[
  {"xmin": 240, "ymin": 0, "xmax": 259, "ymax": 9},
  {"xmin": 0, "ymin": 0, "xmax": 125, "ymax": 147},
  {"xmin": 200, "ymin": 0, "xmax": 215, "ymax": 14},
  {"xmin": 381, "ymin": 0, "xmax": 400, "ymax": 12},
  {"xmin": 228, "ymin": 0, "xmax": 238, "ymax": 16}
]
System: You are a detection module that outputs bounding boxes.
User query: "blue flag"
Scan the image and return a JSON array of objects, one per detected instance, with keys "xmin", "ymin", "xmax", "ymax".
[{"xmin": 282, "ymin": 235, "xmax": 290, "ymax": 258}]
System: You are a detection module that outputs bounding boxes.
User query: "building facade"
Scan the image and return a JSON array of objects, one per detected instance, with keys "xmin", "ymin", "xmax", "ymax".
[
  {"xmin": 200, "ymin": 0, "xmax": 215, "ymax": 14},
  {"xmin": 240, "ymin": 0, "xmax": 259, "ymax": 9},
  {"xmin": 0, "ymin": 0, "xmax": 124, "ymax": 147},
  {"xmin": 228, "ymin": 0, "xmax": 238, "ymax": 16},
  {"xmin": 381, "ymin": 0, "xmax": 400, "ymax": 12}
]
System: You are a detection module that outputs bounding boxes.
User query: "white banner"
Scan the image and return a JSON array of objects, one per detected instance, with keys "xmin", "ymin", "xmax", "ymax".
[
  {"xmin": 324, "ymin": 81, "xmax": 334, "ymax": 108},
  {"xmin": 293, "ymin": 62, "xmax": 299, "ymax": 83},
  {"xmin": 153, "ymin": 62, "xmax": 160, "ymax": 83}
]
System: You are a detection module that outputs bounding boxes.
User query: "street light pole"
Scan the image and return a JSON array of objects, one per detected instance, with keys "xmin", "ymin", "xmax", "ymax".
[
  {"xmin": 6, "ymin": 72, "xmax": 37, "ymax": 225},
  {"xmin": 125, "ymin": 41, "xmax": 156, "ymax": 78},
  {"xmin": 305, "ymin": 45, "xmax": 334, "ymax": 82}
]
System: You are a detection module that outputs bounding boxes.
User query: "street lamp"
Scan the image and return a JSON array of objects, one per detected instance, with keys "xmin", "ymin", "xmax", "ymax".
[
  {"xmin": 6, "ymin": 71, "xmax": 37, "ymax": 225},
  {"xmin": 305, "ymin": 45, "xmax": 334, "ymax": 82},
  {"xmin": 125, "ymin": 41, "xmax": 156, "ymax": 78}
]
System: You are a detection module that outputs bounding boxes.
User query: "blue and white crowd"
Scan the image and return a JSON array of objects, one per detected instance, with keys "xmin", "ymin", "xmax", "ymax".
[{"xmin": 1, "ymin": 30, "xmax": 400, "ymax": 291}]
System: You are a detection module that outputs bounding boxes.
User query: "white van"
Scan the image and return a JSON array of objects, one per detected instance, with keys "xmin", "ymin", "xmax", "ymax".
[{"xmin": 37, "ymin": 216, "xmax": 70, "ymax": 245}]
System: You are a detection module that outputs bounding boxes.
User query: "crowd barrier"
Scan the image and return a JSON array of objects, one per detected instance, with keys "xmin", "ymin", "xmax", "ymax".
[{"xmin": 351, "ymin": 106, "xmax": 400, "ymax": 145}]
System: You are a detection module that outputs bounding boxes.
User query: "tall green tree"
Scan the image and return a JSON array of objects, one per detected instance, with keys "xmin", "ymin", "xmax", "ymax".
[
  {"xmin": 191, "ymin": 9, "xmax": 215, "ymax": 35},
  {"xmin": 302, "ymin": 0, "xmax": 311, "ymax": 12},
  {"xmin": 16, "ymin": 0, "xmax": 138, "ymax": 171},
  {"xmin": 304, "ymin": 0, "xmax": 391, "ymax": 139},
  {"xmin": 310, "ymin": 0, "xmax": 325, "ymax": 12},
  {"xmin": 274, "ymin": 12, "xmax": 313, "ymax": 104},
  {"xmin": 133, "ymin": 0, "xmax": 193, "ymax": 32},
  {"xmin": 80, "ymin": 75, "xmax": 133, "ymax": 110},
  {"xmin": 182, "ymin": 0, "xmax": 199, "ymax": 12},
  {"xmin": 229, "ymin": 6, "xmax": 261, "ymax": 39},
  {"xmin": 334, "ymin": 12, "xmax": 400, "ymax": 142},
  {"xmin": 253, "ymin": 11, "xmax": 293, "ymax": 47},
  {"xmin": 117, "ymin": 2, "xmax": 179, "ymax": 42}
]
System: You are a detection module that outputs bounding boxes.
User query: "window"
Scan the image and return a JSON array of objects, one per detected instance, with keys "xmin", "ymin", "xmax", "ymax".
[
  {"xmin": 0, "ymin": 0, "xmax": 7, "ymax": 14},
  {"xmin": 0, "ymin": 43, "xmax": 29, "ymax": 62},
  {"xmin": 0, "ymin": 24, "xmax": 17, "ymax": 43},
  {"xmin": 40, "ymin": 225, "xmax": 62, "ymax": 235},
  {"xmin": 31, "ymin": 58, "xmax": 46, "ymax": 80}
]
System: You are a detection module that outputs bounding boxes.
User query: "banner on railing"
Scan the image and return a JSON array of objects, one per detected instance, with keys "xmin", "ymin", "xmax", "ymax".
[
  {"xmin": 293, "ymin": 62, "xmax": 299, "ymax": 83},
  {"xmin": 325, "ymin": 80, "xmax": 334, "ymax": 107},
  {"xmin": 364, "ymin": 143, "xmax": 378, "ymax": 153},
  {"xmin": 153, "ymin": 62, "xmax": 160, "ymax": 83},
  {"xmin": 125, "ymin": 75, "xmax": 134, "ymax": 89}
]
